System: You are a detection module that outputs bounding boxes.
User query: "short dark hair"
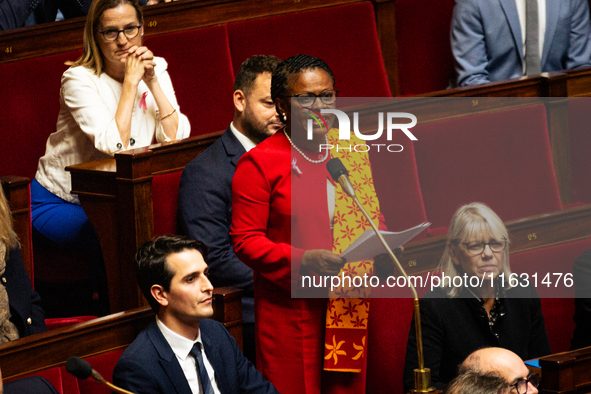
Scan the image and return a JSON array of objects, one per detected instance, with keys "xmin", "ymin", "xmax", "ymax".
[
  {"xmin": 135, "ymin": 234, "xmax": 209, "ymax": 313},
  {"xmin": 233, "ymin": 55, "xmax": 281, "ymax": 95},
  {"xmin": 443, "ymin": 371, "xmax": 509, "ymax": 394}
]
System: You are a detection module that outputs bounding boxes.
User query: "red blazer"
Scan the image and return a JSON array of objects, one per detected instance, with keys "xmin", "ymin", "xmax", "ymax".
[{"xmin": 232, "ymin": 132, "xmax": 333, "ymax": 394}]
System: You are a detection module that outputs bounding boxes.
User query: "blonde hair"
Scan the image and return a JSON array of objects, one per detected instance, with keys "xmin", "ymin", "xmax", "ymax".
[
  {"xmin": 0, "ymin": 186, "xmax": 18, "ymax": 252},
  {"xmin": 437, "ymin": 202, "xmax": 512, "ymax": 297},
  {"xmin": 68, "ymin": 0, "xmax": 143, "ymax": 75}
]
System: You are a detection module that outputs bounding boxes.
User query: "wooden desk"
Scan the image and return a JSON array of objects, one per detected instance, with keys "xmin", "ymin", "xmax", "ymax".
[
  {"xmin": 539, "ymin": 346, "xmax": 591, "ymax": 394},
  {"xmin": 67, "ymin": 132, "xmax": 222, "ymax": 313},
  {"xmin": 0, "ymin": 286, "xmax": 242, "ymax": 382}
]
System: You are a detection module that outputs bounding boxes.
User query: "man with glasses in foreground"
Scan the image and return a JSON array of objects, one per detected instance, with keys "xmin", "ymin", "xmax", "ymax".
[{"xmin": 459, "ymin": 347, "xmax": 539, "ymax": 394}]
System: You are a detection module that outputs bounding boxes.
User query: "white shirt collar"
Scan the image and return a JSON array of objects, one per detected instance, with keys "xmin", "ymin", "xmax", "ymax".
[
  {"xmin": 156, "ymin": 316, "xmax": 202, "ymax": 362},
  {"xmin": 230, "ymin": 121, "xmax": 257, "ymax": 152}
]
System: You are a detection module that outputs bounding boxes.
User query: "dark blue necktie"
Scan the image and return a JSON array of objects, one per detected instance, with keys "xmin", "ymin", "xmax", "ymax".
[{"xmin": 190, "ymin": 342, "xmax": 215, "ymax": 394}]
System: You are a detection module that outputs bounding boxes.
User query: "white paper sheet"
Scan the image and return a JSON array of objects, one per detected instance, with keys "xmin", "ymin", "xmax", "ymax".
[{"xmin": 340, "ymin": 222, "xmax": 430, "ymax": 262}]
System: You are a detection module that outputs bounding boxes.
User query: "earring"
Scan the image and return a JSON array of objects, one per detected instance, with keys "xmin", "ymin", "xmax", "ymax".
[{"xmin": 282, "ymin": 113, "xmax": 287, "ymax": 122}]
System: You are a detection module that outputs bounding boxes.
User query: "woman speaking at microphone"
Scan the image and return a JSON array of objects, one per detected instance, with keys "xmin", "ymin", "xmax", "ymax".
[
  {"xmin": 403, "ymin": 202, "xmax": 551, "ymax": 392},
  {"xmin": 231, "ymin": 54, "xmax": 393, "ymax": 394}
]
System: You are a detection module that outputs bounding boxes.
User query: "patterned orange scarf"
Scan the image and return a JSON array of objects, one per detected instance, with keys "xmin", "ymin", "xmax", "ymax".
[{"xmin": 323, "ymin": 129, "xmax": 382, "ymax": 373}]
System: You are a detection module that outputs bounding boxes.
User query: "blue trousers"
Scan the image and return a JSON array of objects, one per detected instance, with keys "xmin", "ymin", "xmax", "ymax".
[
  {"xmin": 31, "ymin": 179, "xmax": 99, "ymax": 249},
  {"xmin": 30, "ymin": 179, "xmax": 109, "ymax": 313}
]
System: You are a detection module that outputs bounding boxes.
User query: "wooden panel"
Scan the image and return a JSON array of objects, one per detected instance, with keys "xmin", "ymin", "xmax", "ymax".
[
  {"xmin": 566, "ymin": 67, "xmax": 591, "ymax": 97},
  {"xmin": 539, "ymin": 346, "xmax": 591, "ymax": 394},
  {"xmin": 0, "ymin": 286, "xmax": 242, "ymax": 381},
  {"xmin": 67, "ymin": 132, "xmax": 223, "ymax": 312},
  {"xmin": 374, "ymin": 0, "xmax": 399, "ymax": 96},
  {"xmin": 0, "ymin": 0, "xmax": 396, "ymax": 65}
]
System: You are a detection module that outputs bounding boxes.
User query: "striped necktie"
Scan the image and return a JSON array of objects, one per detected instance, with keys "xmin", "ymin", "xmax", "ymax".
[{"xmin": 190, "ymin": 342, "xmax": 214, "ymax": 394}]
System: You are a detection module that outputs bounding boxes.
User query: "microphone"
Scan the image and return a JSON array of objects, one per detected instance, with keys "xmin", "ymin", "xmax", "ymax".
[
  {"xmin": 326, "ymin": 158, "xmax": 356, "ymax": 198},
  {"xmin": 326, "ymin": 158, "xmax": 435, "ymax": 393},
  {"xmin": 66, "ymin": 356, "xmax": 136, "ymax": 394}
]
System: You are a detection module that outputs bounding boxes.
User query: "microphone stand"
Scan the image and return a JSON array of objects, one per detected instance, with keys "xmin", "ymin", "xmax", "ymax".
[
  {"xmin": 90, "ymin": 371, "xmax": 135, "ymax": 394},
  {"xmin": 334, "ymin": 174, "xmax": 435, "ymax": 393}
]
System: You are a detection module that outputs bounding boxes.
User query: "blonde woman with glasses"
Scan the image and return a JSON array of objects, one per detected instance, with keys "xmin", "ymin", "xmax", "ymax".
[{"xmin": 403, "ymin": 202, "xmax": 551, "ymax": 392}]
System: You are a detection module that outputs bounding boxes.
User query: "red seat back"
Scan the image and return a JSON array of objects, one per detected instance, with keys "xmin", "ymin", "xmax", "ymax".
[
  {"xmin": 568, "ymin": 98, "xmax": 591, "ymax": 203},
  {"xmin": 145, "ymin": 25, "xmax": 235, "ymax": 136},
  {"xmin": 510, "ymin": 238, "xmax": 591, "ymax": 353},
  {"xmin": 369, "ymin": 133, "xmax": 428, "ymax": 236},
  {"xmin": 395, "ymin": 0, "xmax": 456, "ymax": 95},
  {"xmin": 414, "ymin": 104, "xmax": 562, "ymax": 230},
  {"xmin": 152, "ymin": 170, "xmax": 183, "ymax": 236},
  {"xmin": 367, "ymin": 272, "xmax": 431, "ymax": 394},
  {"xmin": 227, "ymin": 2, "xmax": 391, "ymax": 98},
  {"xmin": 77, "ymin": 349, "xmax": 126, "ymax": 394},
  {"xmin": 0, "ymin": 50, "xmax": 81, "ymax": 179}
]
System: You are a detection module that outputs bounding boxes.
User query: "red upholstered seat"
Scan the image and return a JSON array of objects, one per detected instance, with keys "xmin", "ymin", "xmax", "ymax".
[
  {"xmin": 14, "ymin": 365, "xmax": 79, "ymax": 394},
  {"xmin": 367, "ymin": 272, "xmax": 430, "ymax": 394},
  {"xmin": 413, "ymin": 104, "xmax": 562, "ymax": 231},
  {"xmin": 395, "ymin": 0, "xmax": 456, "ymax": 95},
  {"xmin": 367, "ymin": 298, "xmax": 414, "ymax": 394},
  {"xmin": 11, "ymin": 349, "xmax": 126, "ymax": 394},
  {"xmin": 45, "ymin": 316, "xmax": 97, "ymax": 331},
  {"xmin": 509, "ymin": 238, "xmax": 591, "ymax": 353},
  {"xmin": 0, "ymin": 50, "xmax": 81, "ymax": 180},
  {"xmin": 76, "ymin": 349, "xmax": 126, "ymax": 394},
  {"xmin": 568, "ymin": 98, "xmax": 591, "ymax": 204},
  {"xmin": 152, "ymin": 170, "xmax": 183, "ymax": 236},
  {"xmin": 227, "ymin": 2, "xmax": 391, "ymax": 98},
  {"xmin": 145, "ymin": 25, "xmax": 234, "ymax": 137},
  {"xmin": 369, "ymin": 133, "xmax": 428, "ymax": 237}
]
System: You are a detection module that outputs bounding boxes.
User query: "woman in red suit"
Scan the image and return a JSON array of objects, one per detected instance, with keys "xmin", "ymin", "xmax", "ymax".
[{"xmin": 231, "ymin": 55, "xmax": 388, "ymax": 394}]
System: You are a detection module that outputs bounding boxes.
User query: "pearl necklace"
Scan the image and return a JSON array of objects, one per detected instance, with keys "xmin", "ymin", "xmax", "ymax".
[{"xmin": 283, "ymin": 129, "xmax": 329, "ymax": 163}]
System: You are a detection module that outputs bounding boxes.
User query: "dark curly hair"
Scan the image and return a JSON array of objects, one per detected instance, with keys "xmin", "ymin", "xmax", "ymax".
[{"xmin": 271, "ymin": 54, "xmax": 335, "ymax": 123}]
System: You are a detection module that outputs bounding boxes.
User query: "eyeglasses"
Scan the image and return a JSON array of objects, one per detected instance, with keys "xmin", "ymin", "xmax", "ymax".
[
  {"xmin": 292, "ymin": 89, "xmax": 339, "ymax": 108},
  {"xmin": 462, "ymin": 238, "xmax": 507, "ymax": 256},
  {"xmin": 511, "ymin": 373, "xmax": 539, "ymax": 394},
  {"xmin": 98, "ymin": 25, "xmax": 141, "ymax": 42}
]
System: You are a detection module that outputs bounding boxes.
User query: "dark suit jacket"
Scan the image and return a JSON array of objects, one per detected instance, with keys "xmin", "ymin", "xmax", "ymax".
[
  {"xmin": 113, "ymin": 319, "xmax": 279, "ymax": 394},
  {"xmin": 178, "ymin": 126, "xmax": 254, "ymax": 322},
  {"xmin": 451, "ymin": 0, "xmax": 591, "ymax": 86},
  {"xmin": 5, "ymin": 246, "xmax": 46, "ymax": 337},
  {"xmin": 0, "ymin": 0, "xmax": 39, "ymax": 30},
  {"xmin": 4, "ymin": 376, "xmax": 59, "ymax": 394},
  {"xmin": 403, "ymin": 283, "xmax": 551, "ymax": 392}
]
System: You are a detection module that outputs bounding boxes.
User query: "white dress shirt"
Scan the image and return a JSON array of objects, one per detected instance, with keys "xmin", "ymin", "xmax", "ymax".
[
  {"xmin": 156, "ymin": 317, "xmax": 221, "ymax": 394},
  {"xmin": 35, "ymin": 57, "xmax": 191, "ymax": 204},
  {"xmin": 230, "ymin": 121, "xmax": 257, "ymax": 152}
]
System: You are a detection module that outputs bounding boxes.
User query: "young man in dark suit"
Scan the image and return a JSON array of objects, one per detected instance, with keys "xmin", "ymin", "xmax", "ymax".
[
  {"xmin": 177, "ymin": 55, "xmax": 281, "ymax": 362},
  {"xmin": 113, "ymin": 235, "xmax": 279, "ymax": 394}
]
